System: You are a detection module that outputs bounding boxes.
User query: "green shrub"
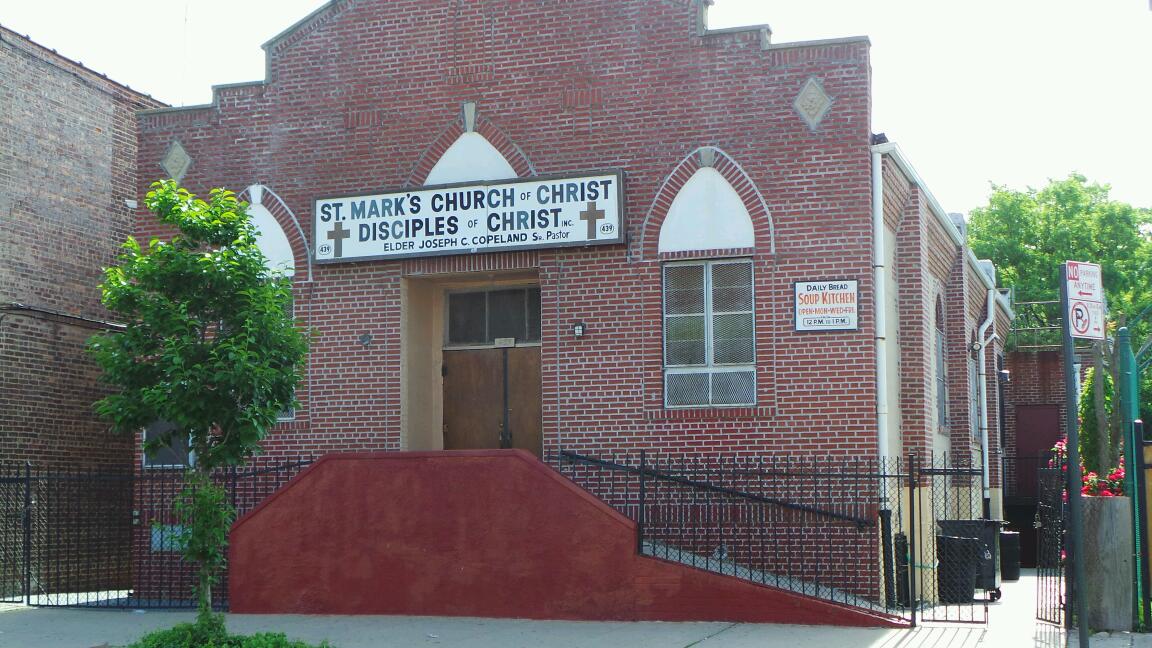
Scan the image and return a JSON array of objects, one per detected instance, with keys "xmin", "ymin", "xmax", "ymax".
[{"xmin": 125, "ymin": 615, "xmax": 331, "ymax": 648}]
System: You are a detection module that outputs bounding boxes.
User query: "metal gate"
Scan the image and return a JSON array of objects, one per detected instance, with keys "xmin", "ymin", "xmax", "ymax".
[
  {"xmin": 0, "ymin": 458, "xmax": 311, "ymax": 609},
  {"xmin": 1035, "ymin": 464, "xmax": 1066, "ymax": 625},
  {"xmin": 0, "ymin": 464, "xmax": 29, "ymax": 603},
  {"xmin": 907, "ymin": 457, "xmax": 990, "ymax": 624}
]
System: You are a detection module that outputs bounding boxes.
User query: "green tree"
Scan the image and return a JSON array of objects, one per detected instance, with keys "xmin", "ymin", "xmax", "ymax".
[
  {"xmin": 968, "ymin": 173, "xmax": 1152, "ymax": 424},
  {"xmin": 88, "ymin": 180, "xmax": 307, "ymax": 621},
  {"xmin": 1079, "ymin": 367, "xmax": 1115, "ymax": 476},
  {"xmin": 968, "ymin": 174, "xmax": 1152, "ymax": 314}
]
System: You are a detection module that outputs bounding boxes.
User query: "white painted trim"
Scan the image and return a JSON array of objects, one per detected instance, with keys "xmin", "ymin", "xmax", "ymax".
[
  {"xmin": 248, "ymin": 202, "xmax": 296, "ymax": 278},
  {"xmin": 642, "ymin": 147, "xmax": 775, "ymax": 258},
  {"xmin": 871, "ymin": 142, "xmax": 1015, "ymax": 320},
  {"xmin": 871, "ymin": 150, "xmax": 889, "ymax": 461},
  {"xmin": 241, "ymin": 184, "xmax": 313, "ymax": 283},
  {"xmin": 658, "ymin": 168, "xmax": 755, "ymax": 253},
  {"xmin": 425, "ymin": 132, "xmax": 517, "ymax": 186}
]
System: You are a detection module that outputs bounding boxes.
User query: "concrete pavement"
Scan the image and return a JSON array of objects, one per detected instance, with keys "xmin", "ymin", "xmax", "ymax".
[{"xmin": 0, "ymin": 570, "xmax": 1145, "ymax": 648}]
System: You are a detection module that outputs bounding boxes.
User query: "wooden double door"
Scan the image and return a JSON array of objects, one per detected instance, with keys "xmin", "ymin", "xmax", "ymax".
[{"xmin": 442, "ymin": 346, "xmax": 542, "ymax": 457}]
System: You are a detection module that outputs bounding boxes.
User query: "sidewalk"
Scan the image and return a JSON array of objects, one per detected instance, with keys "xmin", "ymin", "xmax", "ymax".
[
  {"xmin": 0, "ymin": 606, "xmax": 899, "ymax": 648},
  {"xmin": 0, "ymin": 571, "xmax": 1143, "ymax": 648}
]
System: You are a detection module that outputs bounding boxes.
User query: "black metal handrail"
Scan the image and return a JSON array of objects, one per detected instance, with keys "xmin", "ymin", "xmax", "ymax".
[{"xmin": 559, "ymin": 450, "xmax": 875, "ymax": 527}]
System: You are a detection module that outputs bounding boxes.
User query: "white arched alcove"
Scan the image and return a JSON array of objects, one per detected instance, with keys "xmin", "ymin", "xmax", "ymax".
[
  {"xmin": 425, "ymin": 132, "xmax": 516, "ymax": 185},
  {"xmin": 658, "ymin": 167, "xmax": 755, "ymax": 253},
  {"xmin": 246, "ymin": 186, "xmax": 295, "ymax": 277}
]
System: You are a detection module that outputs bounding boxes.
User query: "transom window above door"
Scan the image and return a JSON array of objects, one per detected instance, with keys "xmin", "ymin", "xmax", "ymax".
[{"xmin": 446, "ymin": 287, "xmax": 541, "ymax": 346}]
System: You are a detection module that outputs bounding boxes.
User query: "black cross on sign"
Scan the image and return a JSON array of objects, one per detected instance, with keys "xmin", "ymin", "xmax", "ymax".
[
  {"xmin": 579, "ymin": 201, "xmax": 605, "ymax": 240},
  {"xmin": 327, "ymin": 221, "xmax": 350, "ymax": 258}
]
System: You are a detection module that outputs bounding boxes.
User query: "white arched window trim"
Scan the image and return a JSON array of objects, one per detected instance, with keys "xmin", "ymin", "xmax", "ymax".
[
  {"xmin": 657, "ymin": 167, "xmax": 755, "ymax": 253},
  {"xmin": 425, "ymin": 132, "xmax": 517, "ymax": 185}
]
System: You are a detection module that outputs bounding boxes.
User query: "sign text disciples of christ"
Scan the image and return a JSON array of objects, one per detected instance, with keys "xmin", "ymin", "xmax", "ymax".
[{"xmin": 314, "ymin": 172, "xmax": 623, "ymax": 262}]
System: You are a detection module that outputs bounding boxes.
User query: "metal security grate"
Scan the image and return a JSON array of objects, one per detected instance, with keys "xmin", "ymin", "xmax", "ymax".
[
  {"xmin": 662, "ymin": 259, "xmax": 756, "ymax": 407},
  {"xmin": 0, "ymin": 457, "xmax": 312, "ymax": 610},
  {"xmin": 554, "ymin": 449, "xmax": 991, "ymax": 626},
  {"xmin": 711, "ymin": 370, "xmax": 755, "ymax": 405}
]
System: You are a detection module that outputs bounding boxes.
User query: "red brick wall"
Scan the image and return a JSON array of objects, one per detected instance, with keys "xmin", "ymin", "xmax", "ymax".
[
  {"xmin": 0, "ymin": 27, "xmax": 161, "ymax": 469},
  {"xmin": 135, "ymin": 0, "xmax": 877, "ymax": 461},
  {"xmin": 892, "ymin": 183, "xmax": 942, "ymax": 458},
  {"xmin": 884, "ymin": 155, "xmax": 1009, "ymax": 491}
]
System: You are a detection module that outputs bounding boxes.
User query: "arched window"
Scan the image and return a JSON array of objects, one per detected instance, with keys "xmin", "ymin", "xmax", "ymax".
[
  {"xmin": 243, "ymin": 184, "xmax": 300, "ymax": 421},
  {"xmin": 657, "ymin": 167, "xmax": 755, "ymax": 253},
  {"xmin": 935, "ymin": 299, "xmax": 948, "ymax": 430},
  {"xmin": 249, "ymin": 203, "xmax": 295, "ymax": 278},
  {"xmin": 654, "ymin": 151, "xmax": 764, "ymax": 408},
  {"xmin": 425, "ymin": 132, "xmax": 516, "ymax": 185}
]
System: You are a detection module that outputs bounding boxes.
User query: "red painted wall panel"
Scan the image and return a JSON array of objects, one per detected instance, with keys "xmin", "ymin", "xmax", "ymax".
[{"xmin": 230, "ymin": 451, "xmax": 901, "ymax": 627}]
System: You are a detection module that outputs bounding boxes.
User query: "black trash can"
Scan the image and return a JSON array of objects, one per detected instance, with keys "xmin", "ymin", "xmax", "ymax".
[
  {"xmin": 895, "ymin": 532, "xmax": 910, "ymax": 607},
  {"xmin": 938, "ymin": 519, "xmax": 1005, "ymax": 600},
  {"xmin": 999, "ymin": 531, "xmax": 1021, "ymax": 581},
  {"xmin": 936, "ymin": 535, "xmax": 982, "ymax": 603}
]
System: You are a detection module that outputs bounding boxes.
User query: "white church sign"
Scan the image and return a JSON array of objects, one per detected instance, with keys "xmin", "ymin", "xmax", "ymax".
[
  {"xmin": 314, "ymin": 172, "xmax": 623, "ymax": 262},
  {"xmin": 794, "ymin": 280, "xmax": 859, "ymax": 331}
]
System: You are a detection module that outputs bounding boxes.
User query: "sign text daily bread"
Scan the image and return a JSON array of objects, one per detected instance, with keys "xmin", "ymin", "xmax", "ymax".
[
  {"xmin": 314, "ymin": 172, "xmax": 623, "ymax": 262},
  {"xmin": 794, "ymin": 280, "xmax": 859, "ymax": 331}
]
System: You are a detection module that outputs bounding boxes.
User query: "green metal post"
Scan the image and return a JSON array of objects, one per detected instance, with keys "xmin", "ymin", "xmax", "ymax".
[{"xmin": 1119, "ymin": 327, "xmax": 1144, "ymax": 626}]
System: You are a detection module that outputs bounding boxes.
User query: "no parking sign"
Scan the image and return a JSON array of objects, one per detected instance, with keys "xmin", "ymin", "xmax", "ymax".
[{"xmin": 1064, "ymin": 261, "xmax": 1105, "ymax": 340}]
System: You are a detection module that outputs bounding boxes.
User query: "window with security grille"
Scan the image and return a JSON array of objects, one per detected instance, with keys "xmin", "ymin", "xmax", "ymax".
[
  {"xmin": 663, "ymin": 260, "xmax": 755, "ymax": 407},
  {"xmin": 935, "ymin": 301, "xmax": 948, "ymax": 430},
  {"xmin": 142, "ymin": 420, "xmax": 190, "ymax": 468}
]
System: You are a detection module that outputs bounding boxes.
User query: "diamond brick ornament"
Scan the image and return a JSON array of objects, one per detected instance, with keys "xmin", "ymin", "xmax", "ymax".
[
  {"xmin": 160, "ymin": 140, "xmax": 192, "ymax": 182},
  {"xmin": 793, "ymin": 77, "xmax": 833, "ymax": 131}
]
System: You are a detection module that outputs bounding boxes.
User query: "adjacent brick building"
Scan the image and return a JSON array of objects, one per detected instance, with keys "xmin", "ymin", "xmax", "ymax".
[
  {"xmin": 0, "ymin": 25, "xmax": 163, "ymax": 469},
  {"xmin": 0, "ymin": 24, "xmax": 164, "ymax": 604}
]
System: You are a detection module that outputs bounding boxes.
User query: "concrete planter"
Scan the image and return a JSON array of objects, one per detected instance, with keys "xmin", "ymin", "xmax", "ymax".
[{"xmin": 1082, "ymin": 495, "xmax": 1133, "ymax": 632}]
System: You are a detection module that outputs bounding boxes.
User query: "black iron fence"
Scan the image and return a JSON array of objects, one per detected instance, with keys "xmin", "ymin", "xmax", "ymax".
[
  {"xmin": 1035, "ymin": 465, "xmax": 1066, "ymax": 626},
  {"xmin": 4, "ymin": 449, "xmax": 991, "ymax": 623},
  {"xmin": 0, "ymin": 456, "xmax": 312, "ymax": 609},
  {"xmin": 554, "ymin": 449, "xmax": 989, "ymax": 625}
]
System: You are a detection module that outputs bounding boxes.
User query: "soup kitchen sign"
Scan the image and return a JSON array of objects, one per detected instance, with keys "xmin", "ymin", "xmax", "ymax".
[
  {"xmin": 314, "ymin": 172, "xmax": 623, "ymax": 262},
  {"xmin": 794, "ymin": 280, "xmax": 859, "ymax": 331}
]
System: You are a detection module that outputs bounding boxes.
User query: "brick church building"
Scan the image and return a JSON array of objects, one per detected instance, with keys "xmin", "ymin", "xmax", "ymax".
[
  {"xmin": 5, "ymin": 0, "xmax": 1025, "ymax": 622},
  {"xmin": 135, "ymin": 0, "xmax": 1011, "ymax": 491}
]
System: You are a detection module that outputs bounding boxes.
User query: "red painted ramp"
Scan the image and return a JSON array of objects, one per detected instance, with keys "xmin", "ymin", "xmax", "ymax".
[{"xmin": 230, "ymin": 450, "xmax": 899, "ymax": 626}]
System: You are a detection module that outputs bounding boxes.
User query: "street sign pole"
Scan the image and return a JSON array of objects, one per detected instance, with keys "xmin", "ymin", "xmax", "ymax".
[{"xmin": 1061, "ymin": 263, "xmax": 1090, "ymax": 648}]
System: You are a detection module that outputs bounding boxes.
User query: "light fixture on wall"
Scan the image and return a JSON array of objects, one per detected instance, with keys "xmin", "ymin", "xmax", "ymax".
[
  {"xmin": 359, "ymin": 333, "xmax": 373, "ymax": 346},
  {"xmin": 998, "ymin": 369, "xmax": 1011, "ymax": 384},
  {"xmin": 571, "ymin": 322, "xmax": 586, "ymax": 338}
]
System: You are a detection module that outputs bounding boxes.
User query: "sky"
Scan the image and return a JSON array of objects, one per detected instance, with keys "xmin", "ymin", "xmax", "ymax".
[{"xmin": 2, "ymin": 0, "xmax": 1148, "ymax": 216}]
